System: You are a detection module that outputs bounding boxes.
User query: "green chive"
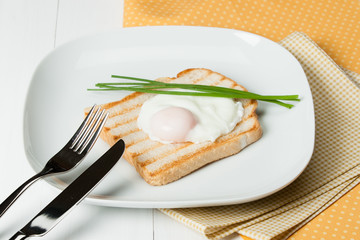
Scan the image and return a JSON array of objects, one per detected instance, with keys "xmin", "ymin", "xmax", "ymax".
[{"xmin": 88, "ymin": 75, "xmax": 300, "ymax": 108}]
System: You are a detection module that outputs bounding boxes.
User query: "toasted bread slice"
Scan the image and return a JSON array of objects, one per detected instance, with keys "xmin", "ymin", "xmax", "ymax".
[{"xmin": 87, "ymin": 68, "xmax": 262, "ymax": 185}]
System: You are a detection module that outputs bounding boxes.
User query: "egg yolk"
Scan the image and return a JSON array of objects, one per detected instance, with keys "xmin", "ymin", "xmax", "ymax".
[{"xmin": 150, "ymin": 107, "xmax": 197, "ymax": 143}]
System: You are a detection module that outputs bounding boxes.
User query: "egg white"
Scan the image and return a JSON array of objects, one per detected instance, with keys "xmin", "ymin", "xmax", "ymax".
[{"xmin": 137, "ymin": 94, "xmax": 244, "ymax": 143}]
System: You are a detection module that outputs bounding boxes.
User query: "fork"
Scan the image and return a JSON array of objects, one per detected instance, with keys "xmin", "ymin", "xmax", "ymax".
[{"xmin": 0, "ymin": 104, "xmax": 108, "ymax": 217}]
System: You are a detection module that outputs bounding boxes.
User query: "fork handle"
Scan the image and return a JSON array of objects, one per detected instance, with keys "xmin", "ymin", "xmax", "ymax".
[{"xmin": 0, "ymin": 169, "xmax": 50, "ymax": 218}]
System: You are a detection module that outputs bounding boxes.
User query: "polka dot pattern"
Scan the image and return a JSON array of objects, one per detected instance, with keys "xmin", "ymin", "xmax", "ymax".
[
  {"xmin": 290, "ymin": 183, "xmax": 360, "ymax": 240},
  {"xmin": 124, "ymin": 0, "xmax": 360, "ymax": 74}
]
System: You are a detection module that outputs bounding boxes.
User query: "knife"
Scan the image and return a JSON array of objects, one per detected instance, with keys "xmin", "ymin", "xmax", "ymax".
[{"xmin": 9, "ymin": 139, "xmax": 125, "ymax": 240}]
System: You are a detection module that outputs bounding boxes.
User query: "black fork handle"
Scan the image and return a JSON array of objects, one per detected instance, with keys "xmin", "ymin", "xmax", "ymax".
[{"xmin": 0, "ymin": 168, "xmax": 51, "ymax": 218}]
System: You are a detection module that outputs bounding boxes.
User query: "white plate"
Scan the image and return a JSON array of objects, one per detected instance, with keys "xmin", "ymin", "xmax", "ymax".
[{"xmin": 24, "ymin": 26, "xmax": 314, "ymax": 208}]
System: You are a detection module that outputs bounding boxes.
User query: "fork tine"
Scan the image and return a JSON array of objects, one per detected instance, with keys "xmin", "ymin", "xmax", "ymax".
[
  {"xmin": 71, "ymin": 106, "xmax": 101, "ymax": 150},
  {"xmin": 78, "ymin": 110, "xmax": 109, "ymax": 154},
  {"xmin": 70, "ymin": 104, "xmax": 97, "ymax": 148},
  {"xmin": 76, "ymin": 109, "xmax": 106, "ymax": 153}
]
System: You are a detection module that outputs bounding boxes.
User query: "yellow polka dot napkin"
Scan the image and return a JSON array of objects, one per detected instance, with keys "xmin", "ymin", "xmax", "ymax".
[
  {"xmin": 290, "ymin": 180, "xmax": 360, "ymax": 240},
  {"xmin": 124, "ymin": 0, "xmax": 360, "ymax": 74},
  {"xmin": 123, "ymin": 1, "xmax": 360, "ymax": 239}
]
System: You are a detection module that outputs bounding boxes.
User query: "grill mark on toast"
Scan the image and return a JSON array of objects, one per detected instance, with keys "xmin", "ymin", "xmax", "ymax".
[
  {"xmin": 148, "ymin": 124, "xmax": 259, "ymax": 177},
  {"xmin": 120, "ymin": 128, "xmax": 140, "ymax": 137},
  {"xmin": 139, "ymin": 142, "xmax": 192, "ymax": 167},
  {"xmin": 127, "ymin": 140, "xmax": 162, "ymax": 158},
  {"xmin": 107, "ymin": 103, "xmax": 142, "ymax": 118},
  {"xmin": 120, "ymin": 117, "xmax": 137, "ymax": 126},
  {"xmin": 108, "ymin": 118, "xmax": 137, "ymax": 131},
  {"xmin": 108, "ymin": 116, "xmax": 138, "ymax": 128},
  {"xmin": 106, "ymin": 118, "xmax": 142, "ymax": 145},
  {"xmin": 122, "ymin": 131, "xmax": 149, "ymax": 148},
  {"xmin": 242, "ymin": 99, "xmax": 256, "ymax": 108},
  {"xmin": 123, "ymin": 141, "xmax": 138, "ymax": 148},
  {"xmin": 211, "ymin": 77, "xmax": 222, "ymax": 86},
  {"xmin": 105, "ymin": 92, "xmax": 145, "ymax": 118},
  {"xmin": 108, "ymin": 106, "xmax": 141, "ymax": 122},
  {"xmin": 206, "ymin": 76, "xmax": 223, "ymax": 87},
  {"xmin": 106, "ymin": 128, "xmax": 144, "ymax": 148},
  {"xmin": 237, "ymin": 111, "xmax": 252, "ymax": 123},
  {"xmin": 125, "ymin": 135, "xmax": 149, "ymax": 148},
  {"xmin": 131, "ymin": 141, "xmax": 163, "ymax": 158},
  {"xmin": 111, "ymin": 135, "xmax": 121, "ymax": 143},
  {"xmin": 109, "ymin": 121, "xmax": 138, "ymax": 137},
  {"xmin": 193, "ymin": 71, "xmax": 210, "ymax": 84}
]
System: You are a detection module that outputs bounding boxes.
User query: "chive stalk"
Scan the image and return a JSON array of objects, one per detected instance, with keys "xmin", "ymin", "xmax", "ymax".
[{"xmin": 88, "ymin": 75, "xmax": 300, "ymax": 109}]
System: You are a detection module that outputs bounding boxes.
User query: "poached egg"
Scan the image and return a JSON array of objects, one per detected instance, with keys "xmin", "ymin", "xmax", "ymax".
[{"xmin": 137, "ymin": 94, "xmax": 244, "ymax": 144}]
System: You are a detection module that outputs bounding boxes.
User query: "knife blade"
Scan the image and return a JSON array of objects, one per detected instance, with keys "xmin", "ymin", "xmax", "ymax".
[{"xmin": 9, "ymin": 139, "xmax": 125, "ymax": 240}]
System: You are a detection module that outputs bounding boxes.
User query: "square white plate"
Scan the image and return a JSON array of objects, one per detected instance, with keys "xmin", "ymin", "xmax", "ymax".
[{"xmin": 24, "ymin": 26, "xmax": 314, "ymax": 208}]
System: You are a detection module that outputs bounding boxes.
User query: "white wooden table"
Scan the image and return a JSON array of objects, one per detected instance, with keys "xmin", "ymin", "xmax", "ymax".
[{"xmin": 0, "ymin": 1, "xmax": 241, "ymax": 239}]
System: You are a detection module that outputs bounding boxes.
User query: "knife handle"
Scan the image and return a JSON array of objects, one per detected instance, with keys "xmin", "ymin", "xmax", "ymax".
[{"xmin": 9, "ymin": 231, "xmax": 28, "ymax": 240}]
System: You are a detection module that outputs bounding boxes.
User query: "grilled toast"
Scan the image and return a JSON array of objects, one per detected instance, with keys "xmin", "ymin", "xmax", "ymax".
[{"xmin": 87, "ymin": 68, "xmax": 262, "ymax": 185}]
